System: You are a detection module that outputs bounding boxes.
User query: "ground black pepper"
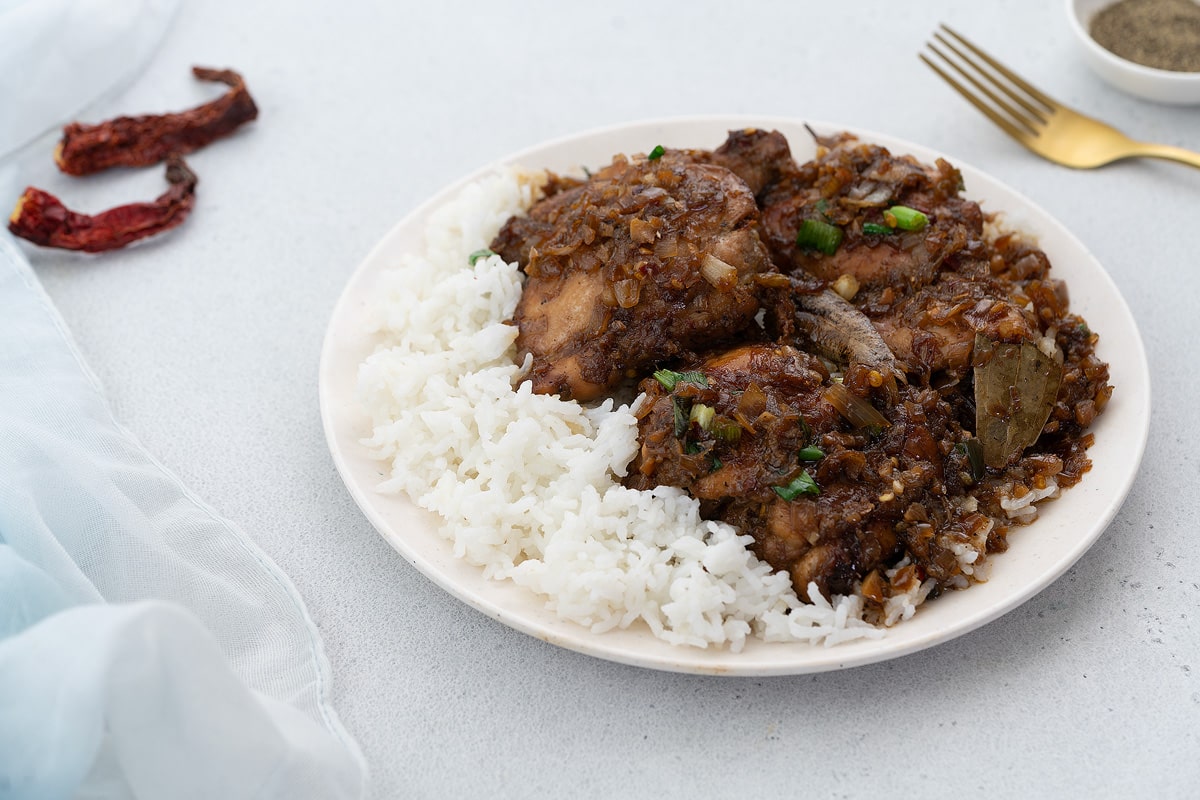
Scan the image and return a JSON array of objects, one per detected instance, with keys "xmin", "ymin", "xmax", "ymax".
[{"xmin": 1089, "ymin": 0, "xmax": 1200, "ymax": 72}]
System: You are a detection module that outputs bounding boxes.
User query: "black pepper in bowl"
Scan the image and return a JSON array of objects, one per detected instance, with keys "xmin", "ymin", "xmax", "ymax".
[{"xmin": 1089, "ymin": 0, "xmax": 1200, "ymax": 72}]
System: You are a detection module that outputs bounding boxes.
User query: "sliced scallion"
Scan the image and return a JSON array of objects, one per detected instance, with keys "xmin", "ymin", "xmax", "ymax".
[
  {"xmin": 773, "ymin": 470, "xmax": 820, "ymax": 501},
  {"xmin": 798, "ymin": 446, "xmax": 825, "ymax": 461},
  {"xmin": 711, "ymin": 419, "xmax": 743, "ymax": 444},
  {"xmin": 653, "ymin": 369, "xmax": 708, "ymax": 391},
  {"xmin": 648, "ymin": 144, "xmax": 666, "ymax": 161},
  {"xmin": 672, "ymin": 398, "xmax": 689, "ymax": 438},
  {"xmin": 886, "ymin": 205, "xmax": 929, "ymax": 231},
  {"xmin": 468, "ymin": 248, "xmax": 496, "ymax": 265},
  {"xmin": 689, "ymin": 403, "xmax": 715, "ymax": 431},
  {"xmin": 795, "ymin": 218, "xmax": 843, "ymax": 255},
  {"xmin": 862, "ymin": 222, "xmax": 896, "ymax": 236}
]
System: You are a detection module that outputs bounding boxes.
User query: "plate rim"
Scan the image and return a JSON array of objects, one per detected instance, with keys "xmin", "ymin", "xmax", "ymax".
[{"xmin": 318, "ymin": 114, "xmax": 1151, "ymax": 675}]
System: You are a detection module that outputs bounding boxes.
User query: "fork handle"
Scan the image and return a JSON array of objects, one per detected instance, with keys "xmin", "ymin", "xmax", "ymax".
[{"xmin": 1134, "ymin": 143, "xmax": 1200, "ymax": 170}]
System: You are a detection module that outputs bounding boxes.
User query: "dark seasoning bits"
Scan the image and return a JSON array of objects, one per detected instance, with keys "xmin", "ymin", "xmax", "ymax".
[{"xmin": 1089, "ymin": 0, "xmax": 1200, "ymax": 72}]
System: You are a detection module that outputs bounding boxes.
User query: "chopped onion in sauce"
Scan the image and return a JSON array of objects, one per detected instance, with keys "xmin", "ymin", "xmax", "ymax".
[
  {"xmin": 700, "ymin": 253, "xmax": 738, "ymax": 289},
  {"xmin": 629, "ymin": 217, "xmax": 656, "ymax": 244},
  {"xmin": 653, "ymin": 235, "xmax": 679, "ymax": 259},
  {"xmin": 831, "ymin": 273, "xmax": 860, "ymax": 300},
  {"xmin": 613, "ymin": 278, "xmax": 641, "ymax": 308},
  {"xmin": 823, "ymin": 382, "xmax": 891, "ymax": 429}
]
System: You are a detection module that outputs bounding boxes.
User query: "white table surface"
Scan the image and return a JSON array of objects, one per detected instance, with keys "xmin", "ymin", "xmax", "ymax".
[{"xmin": 16, "ymin": 0, "xmax": 1198, "ymax": 796}]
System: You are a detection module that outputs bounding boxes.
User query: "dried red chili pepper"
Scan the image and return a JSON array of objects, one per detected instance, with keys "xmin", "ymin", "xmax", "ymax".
[
  {"xmin": 55, "ymin": 67, "xmax": 257, "ymax": 176},
  {"xmin": 8, "ymin": 156, "xmax": 198, "ymax": 252}
]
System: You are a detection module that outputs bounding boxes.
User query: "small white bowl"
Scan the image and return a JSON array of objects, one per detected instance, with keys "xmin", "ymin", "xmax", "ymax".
[{"xmin": 1067, "ymin": 0, "xmax": 1200, "ymax": 104}]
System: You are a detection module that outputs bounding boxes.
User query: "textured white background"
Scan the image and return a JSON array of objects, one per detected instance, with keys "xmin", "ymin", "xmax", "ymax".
[{"xmin": 15, "ymin": 0, "xmax": 1198, "ymax": 797}]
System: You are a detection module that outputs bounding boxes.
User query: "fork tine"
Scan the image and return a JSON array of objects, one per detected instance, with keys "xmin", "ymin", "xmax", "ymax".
[
  {"xmin": 938, "ymin": 24, "xmax": 1057, "ymax": 113},
  {"xmin": 931, "ymin": 33, "xmax": 1049, "ymax": 127},
  {"xmin": 927, "ymin": 39, "xmax": 1043, "ymax": 134},
  {"xmin": 918, "ymin": 53, "xmax": 1034, "ymax": 146}
]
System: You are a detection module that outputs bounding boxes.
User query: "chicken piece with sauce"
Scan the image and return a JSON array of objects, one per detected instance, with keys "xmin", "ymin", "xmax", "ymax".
[
  {"xmin": 625, "ymin": 344, "xmax": 979, "ymax": 602},
  {"xmin": 491, "ymin": 149, "xmax": 777, "ymax": 401},
  {"xmin": 710, "ymin": 129, "xmax": 1042, "ymax": 381},
  {"xmin": 732, "ymin": 130, "xmax": 986, "ymax": 290}
]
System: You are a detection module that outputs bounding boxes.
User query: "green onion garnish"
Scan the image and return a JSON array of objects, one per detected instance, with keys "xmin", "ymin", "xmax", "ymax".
[
  {"xmin": 798, "ymin": 446, "xmax": 824, "ymax": 461},
  {"xmin": 773, "ymin": 470, "xmax": 820, "ymax": 501},
  {"xmin": 795, "ymin": 218, "xmax": 843, "ymax": 255},
  {"xmin": 684, "ymin": 440, "xmax": 703, "ymax": 455},
  {"xmin": 711, "ymin": 419, "xmax": 743, "ymax": 444},
  {"xmin": 886, "ymin": 205, "xmax": 929, "ymax": 231},
  {"xmin": 648, "ymin": 145, "xmax": 666, "ymax": 161},
  {"xmin": 815, "ymin": 198, "xmax": 831, "ymax": 219},
  {"xmin": 712, "ymin": 456, "xmax": 722, "ymax": 471},
  {"xmin": 689, "ymin": 403, "xmax": 715, "ymax": 432},
  {"xmin": 468, "ymin": 248, "xmax": 496, "ymax": 265},
  {"xmin": 862, "ymin": 223, "xmax": 895, "ymax": 236},
  {"xmin": 653, "ymin": 369, "xmax": 708, "ymax": 391},
  {"xmin": 672, "ymin": 398, "xmax": 689, "ymax": 438}
]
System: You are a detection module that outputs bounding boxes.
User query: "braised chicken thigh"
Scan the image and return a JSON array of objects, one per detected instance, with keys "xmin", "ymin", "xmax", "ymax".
[
  {"xmin": 625, "ymin": 345, "xmax": 977, "ymax": 602},
  {"xmin": 492, "ymin": 150, "xmax": 776, "ymax": 401}
]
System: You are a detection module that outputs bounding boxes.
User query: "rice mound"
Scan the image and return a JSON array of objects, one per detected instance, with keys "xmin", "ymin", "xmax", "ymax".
[{"xmin": 358, "ymin": 166, "xmax": 917, "ymax": 650}]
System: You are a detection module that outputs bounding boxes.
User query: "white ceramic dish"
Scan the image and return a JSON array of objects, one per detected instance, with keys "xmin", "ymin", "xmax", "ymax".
[
  {"xmin": 319, "ymin": 116, "xmax": 1150, "ymax": 675},
  {"xmin": 1067, "ymin": 0, "xmax": 1200, "ymax": 104}
]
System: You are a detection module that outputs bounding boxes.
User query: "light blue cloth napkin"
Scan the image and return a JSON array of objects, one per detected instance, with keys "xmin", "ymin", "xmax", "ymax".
[{"xmin": 0, "ymin": 2, "xmax": 366, "ymax": 798}]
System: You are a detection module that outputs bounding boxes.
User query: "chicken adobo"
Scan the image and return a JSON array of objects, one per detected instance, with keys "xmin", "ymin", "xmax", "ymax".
[
  {"xmin": 492, "ymin": 150, "xmax": 777, "ymax": 401},
  {"xmin": 492, "ymin": 128, "xmax": 1111, "ymax": 620}
]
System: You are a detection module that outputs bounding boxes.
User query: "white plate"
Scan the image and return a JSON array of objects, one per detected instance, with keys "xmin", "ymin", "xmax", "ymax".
[{"xmin": 319, "ymin": 116, "xmax": 1150, "ymax": 675}]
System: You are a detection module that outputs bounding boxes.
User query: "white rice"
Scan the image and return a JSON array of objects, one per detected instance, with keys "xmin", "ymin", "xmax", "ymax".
[
  {"xmin": 881, "ymin": 558, "xmax": 938, "ymax": 627},
  {"xmin": 1000, "ymin": 478, "xmax": 1061, "ymax": 522},
  {"xmin": 359, "ymin": 167, "xmax": 912, "ymax": 650}
]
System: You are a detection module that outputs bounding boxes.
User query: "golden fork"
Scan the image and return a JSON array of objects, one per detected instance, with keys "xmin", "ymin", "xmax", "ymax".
[{"xmin": 920, "ymin": 24, "xmax": 1200, "ymax": 170}]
